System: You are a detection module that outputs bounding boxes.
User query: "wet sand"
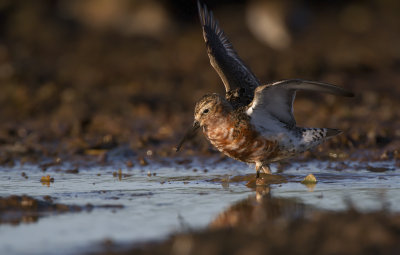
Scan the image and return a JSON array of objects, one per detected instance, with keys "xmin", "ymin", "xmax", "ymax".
[{"xmin": 110, "ymin": 198, "xmax": 400, "ymax": 255}]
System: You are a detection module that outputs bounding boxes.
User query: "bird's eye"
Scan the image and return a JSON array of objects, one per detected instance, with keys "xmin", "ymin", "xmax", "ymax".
[{"xmin": 203, "ymin": 109, "xmax": 209, "ymax": 114}]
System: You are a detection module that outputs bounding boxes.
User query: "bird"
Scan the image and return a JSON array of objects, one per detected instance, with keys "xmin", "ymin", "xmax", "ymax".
[{"xmin": 176, "ymin": 1, "xmax": 354, "ymax": 176}]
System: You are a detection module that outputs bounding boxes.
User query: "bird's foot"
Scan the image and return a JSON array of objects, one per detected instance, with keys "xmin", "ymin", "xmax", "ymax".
[{"xmin": 255, "ymin": 162, "xmax": 271, "ymax": 178}]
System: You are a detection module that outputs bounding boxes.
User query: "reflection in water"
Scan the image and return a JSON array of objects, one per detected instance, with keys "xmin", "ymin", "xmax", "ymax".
[
  {"xmin": 134, "ymin": 196, "xmax": 400, "ymax": 255},
  {"xmin": 302, "ymin": 182, "xmax": 316, "ymax": 192},
  {"xmin": 0, "ymin": 164, "xmax": 253, "ymax": 255},
  {"xmin": 40, "ymin": 175, "xmax": 55, "ymax": 187},
  {"xmin": 210, "ymin": 185, "xmax": 309, "ymax": 229},
  {"xmin": 255, "ymin": 185, "xmax": 271, "ymax": 202}
]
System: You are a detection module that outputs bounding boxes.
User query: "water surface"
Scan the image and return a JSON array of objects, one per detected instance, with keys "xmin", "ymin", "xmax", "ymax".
[{"xmin": 0, "ymin": 159, "xmax": 399, "ymax": 255}]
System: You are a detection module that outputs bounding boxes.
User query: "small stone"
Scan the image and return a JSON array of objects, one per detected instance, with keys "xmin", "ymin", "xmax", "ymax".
[
  {"xmin": 380, "ymin": 151, "xmax": 389, "ymax": 160},
  {"xmin": 139, "ymin": 157, "xmax": 148, "ymax": 166},
  {"xmin": 65, "ymin": 168, "xmax": 79, "ymax": 174},
  {"xmin": 301, "ymin": 174, "xmax": 317, "ymax": 184},
  {"xmin": 40, "ymin": 175, "xmax": 54, "ymax": 183},
  {"xmin": 126, "ymin": 160, "xmax": 134, "ymax": 168}
]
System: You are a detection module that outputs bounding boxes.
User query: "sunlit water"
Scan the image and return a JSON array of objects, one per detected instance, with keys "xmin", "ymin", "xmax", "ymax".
[
  {"xmin": 274, "ymin": 161, "xmax": 400, "ymax": 211},
  {"xmin": 0, "ymin": 158, "xmax": 399, "ymax": 255},
  {"xmin": 0, "ymin": 159, "xmax": 251, "ymax": 255}
]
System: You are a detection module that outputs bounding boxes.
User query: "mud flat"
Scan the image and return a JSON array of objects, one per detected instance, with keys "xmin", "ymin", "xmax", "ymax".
[
  {"xmin": 89, "ymin": 160, "xmax": 400, "ymax": 255},
  {"xmin": 103, "ymin": 197, "xmax": 400, "ymax": 255}
]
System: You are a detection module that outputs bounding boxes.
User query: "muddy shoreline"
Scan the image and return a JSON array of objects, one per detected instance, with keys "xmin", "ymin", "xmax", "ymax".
[
  {"xmin": 0, "ymin": 1, "xmax": 399, "ymax": 169},
  {"xmin": 96, "ymin": 196, "xmax": 400, "ymax": 255}
]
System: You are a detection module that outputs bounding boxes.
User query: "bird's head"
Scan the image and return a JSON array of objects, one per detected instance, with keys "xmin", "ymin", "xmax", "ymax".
[
  {"xmin": 194, "ymin": 93, "xmax": 227, "ymax": 127},
  {"xmin": 176, "ymin": 93, "xmax": 230, "ymax": 151}
]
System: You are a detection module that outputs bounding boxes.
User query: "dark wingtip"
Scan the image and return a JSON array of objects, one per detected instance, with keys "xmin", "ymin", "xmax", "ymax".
[
  {"xmin": 197, "ymin": 1, "xmax": 209, "ymax": 27},
  {"xmin": 330, "ymin": 88, "xmax": 355, "ymax": 98},
  {"xmin": 197, "ymin": 0, "xmax": 203, "ymax": 24},
  {"xmin": 279, "ymin": 80, "xmax": 356, "ymax": 98},
  {"xmin": 326, "ymin": 128, "xmax": 342, "ymax": 137},
  {"xmin": 197, "ymin": 1, "xmax": 213, "ymax": 28},
  {"xmin": 339, "ymin": 88, "xmax": 355, "ymax": 97}
]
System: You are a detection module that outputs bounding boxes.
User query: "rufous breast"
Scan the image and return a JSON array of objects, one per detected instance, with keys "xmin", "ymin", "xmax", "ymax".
[{"xmin": 203, "ymin": 111, "xmax": 279, "ymax": 163}]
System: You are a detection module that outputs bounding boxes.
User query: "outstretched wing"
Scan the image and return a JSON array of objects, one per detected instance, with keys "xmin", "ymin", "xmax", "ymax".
[
  {"xmin": 197, "ymin": 1, "xmax": 259, "ymax": 104},
  {"xmin": 246, "ymin": 79, "xmax": 354, "ymax": 129}
]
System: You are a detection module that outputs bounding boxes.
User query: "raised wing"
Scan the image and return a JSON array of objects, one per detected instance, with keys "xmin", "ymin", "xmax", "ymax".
[
  {"xmin": 197, "ymin": 1, "xmax": 260, "ymax": 107},
  {"xmin": 246, "ymin": 79, "xmax": 354, "ymax": 129}
]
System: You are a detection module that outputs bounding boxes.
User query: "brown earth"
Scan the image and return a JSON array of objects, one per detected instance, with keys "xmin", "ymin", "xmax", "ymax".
[
  {"xmin": 0, "ymin": 0, "xmax": 399, "ymax": 168},
  {"xmin": 0, "ymin": 195, "xmax": 123, "ymax": 225}
]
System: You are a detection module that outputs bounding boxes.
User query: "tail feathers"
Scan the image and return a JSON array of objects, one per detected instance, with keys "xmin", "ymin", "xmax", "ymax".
[
  {"xmin": 325, "ymin": 128, "xmax": 342, "ymax": 138},
  {"xmin": 296, "ymin": 127, "xmax": 342, "ymax": 152},
  {"xmin": 300, "ymin": 127, "xmax": 341, "ymax": 144}
]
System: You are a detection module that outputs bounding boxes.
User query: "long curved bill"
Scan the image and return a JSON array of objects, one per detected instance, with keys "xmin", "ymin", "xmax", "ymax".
[{"xmin": 175, "ymin": 121, "xmax": 200, "ymax": 152}]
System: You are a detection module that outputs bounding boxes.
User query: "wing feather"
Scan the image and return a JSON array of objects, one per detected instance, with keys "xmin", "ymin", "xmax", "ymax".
[
  {"xmin": 247, "ymin": 79, "xmax": 354, "ymax": 128},
  {"xmin": 197, "ymin": 1, "xmax": 259, "ymax": 101}
]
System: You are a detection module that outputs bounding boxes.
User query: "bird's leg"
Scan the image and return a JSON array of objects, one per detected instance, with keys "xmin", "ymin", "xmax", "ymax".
[
  {"xmin": 255, "ymin": 162, "xmax": 271, "ymax": 178},
  {"xmin": 255, "ymin": 161, "xmax": 262, "ymax": 178},
  {"xmin": 261, "ymin": 164, "xmax": 271, "ymax": 174}
]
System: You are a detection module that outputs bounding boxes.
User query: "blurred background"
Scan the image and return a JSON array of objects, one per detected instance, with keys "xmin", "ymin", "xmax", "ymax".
[{"xmin": 0, "ymin": 0, "xmax": 400, "ymax": 163}]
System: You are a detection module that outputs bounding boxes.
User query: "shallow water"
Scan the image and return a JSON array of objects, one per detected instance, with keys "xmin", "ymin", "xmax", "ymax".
[
  {"xmin": 0, "ymin": 159, "xmax": 399, "ymax": 255},
  {"xmin": 0, "ymin": 160, "xmax": 252, "ymax": 255},
  {"xmin": 273, "ymin": 161, "xmax": 400, "ymax": 212}
]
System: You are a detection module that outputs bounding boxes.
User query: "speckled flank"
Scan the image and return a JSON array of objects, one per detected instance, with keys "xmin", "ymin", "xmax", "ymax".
[{"xmin": 297, "ymin": 128, "xmax": 328, "ymax": 152}]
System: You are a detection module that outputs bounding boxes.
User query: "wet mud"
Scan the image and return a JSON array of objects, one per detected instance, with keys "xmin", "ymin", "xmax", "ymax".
[
  {"xmin": 94, "ymin": 196, "xmax": 400, "ymax": 255},
  {"xmin": 0, "ymin": 195, "xmax": 123, "ymax": 225},
  {"xmin": 0, "ymin": 1, "xmax": 399, "ymax": 167}
]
